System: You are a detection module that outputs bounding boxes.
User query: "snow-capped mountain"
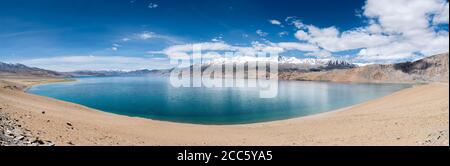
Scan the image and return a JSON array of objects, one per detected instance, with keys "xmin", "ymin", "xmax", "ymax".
[
  {"xmin": 278, "ymin": 56, "xmax": 331, "ymax": 65},
  {"xmin": 200, "ymin": 55, "xmax": 356, "ymax": 71}
]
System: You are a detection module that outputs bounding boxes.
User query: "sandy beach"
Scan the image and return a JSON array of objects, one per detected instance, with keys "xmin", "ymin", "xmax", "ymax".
[{"xmin": 0, "ymin": 77, "xmax": 448, "ymax": 146}]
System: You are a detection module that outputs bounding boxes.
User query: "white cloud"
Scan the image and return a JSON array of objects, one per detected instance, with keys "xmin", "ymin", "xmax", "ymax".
[
  {"xmin": 150, "ymin": 42, "xmax": 235, "ymax": 59},
  {"xmin": 122, "ymin": 38, "xmax": 130, "ymax": 42},
  {"xmin": 152, "ymin": 39, "xmax": 336, "ymax": 61},
  {"xmin": 357, "ymin": 0, "xmax": 448, "ymax": 61},
  {"xmin": 256, "ymin": 29, "xmax": 268, "ymax": 37},
  {"xmin": 433, "ymin": 2, "xmax": 449, "ymax": 24},
  {"xmin": 363, "ymin": 0, "xmax": 443, "ymax": 35},
  {"xmin": 294, "ymin": 30, "xmax": 311, "ymax": 41},
  {"xmin": 111, "ymin": 43, "xmax": 121, "ymax": 51},
  {"xmin": 152, "ymin": 0, "xmax": 448, "ymax": 63},
  {"xmin": 211, "ymin": 36, "xmax": 223, "ymax": 42},
  {"xmin": 285, "ymin": 16, "xmax": 305, "ymax": 29},
  {"xmin": 277, "ymin": 42, "xmax": 319, "ymax": 52},
  {"xmin": 16, "ymin": 56, "xmax": 172, "ymax": 72},
  {"xmin": 269, "ymin": 19, "xmax": 283, "ymax": 26},
  {"xmin": 305, "ymin": 50, "xmax": 332, "ymax": 58},
  {"xmin": 151, "ymin": 41, "xmax": 288, "ymax": 60},
  {"xmin": 165, "ymin": 42, "xmax": 234, "ymax": 53},
  {"xmin": 365, "ymin": 24, "xmax": 383, "ymax": 34},
  {"xmin": 148, "ymin": 3, "xmax": 158, "ymax": 9},
  {"xmin": 138, "ymin": 31, "xmax": 155, "ymax": 40},
  {"xmin": 290, "ymin": 0, "xmax": 449, "ymax": 62},
  {"xmin": 249, "ymin": 41, "xmax": 283, "ymax": 53},
  {"xmin": 278, "ymin": 31, "xmax": 289, "ymax": 37},
  {"xmin": 302, "ymin": 25, "xmax": 393, "ymax": 52},
  {"xmin": 131, "ymin": 31, "xmax": 184, "ymax": 44},
  {"xmin": 292, "ymin": 21, "xmax": 304, "ymax": 29}
]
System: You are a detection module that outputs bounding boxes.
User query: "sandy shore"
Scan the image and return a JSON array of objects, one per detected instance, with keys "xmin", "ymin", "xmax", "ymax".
[{"xmin": 0, "ymin": 77, "xmax": 448, "ymax": 146}]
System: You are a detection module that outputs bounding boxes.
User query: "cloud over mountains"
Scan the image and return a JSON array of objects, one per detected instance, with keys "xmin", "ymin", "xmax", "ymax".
[{"xmin": 157, "ymin": 0, "xmax": 449, "ymax": 64}]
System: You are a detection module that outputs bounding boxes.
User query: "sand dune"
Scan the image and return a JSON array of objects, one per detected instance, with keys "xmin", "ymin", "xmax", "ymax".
[{"xmin": 0, "ymin": 78, "xmax": 448, "ymax": 146}]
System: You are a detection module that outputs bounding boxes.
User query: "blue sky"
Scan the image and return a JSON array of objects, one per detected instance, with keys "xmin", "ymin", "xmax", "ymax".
[{"xmin": 0, "ymin": 0, "xmax": 448, "ymax": 71}]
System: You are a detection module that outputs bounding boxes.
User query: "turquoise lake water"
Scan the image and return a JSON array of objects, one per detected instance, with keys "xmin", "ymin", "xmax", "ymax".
[{"xmin": 27, "ymin": 76, "xmax": 411, "ymax": 124}]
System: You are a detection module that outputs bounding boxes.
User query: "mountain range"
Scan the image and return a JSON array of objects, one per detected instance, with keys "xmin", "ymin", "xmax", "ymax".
[
  {"xmin": 279, "ymin": 53, "xmax": 449, "ymax": 83},
  {"xmin": 0, "ymin": 62, "xmax": 68, "ymax": 78},
  {"xmin": 1, "ymin": 53, "xmax": 448, "ymax": 83},
  {"xmin": 203, "ymin": 55, "xmax": 357, "ymax": 71},
  {"xmin": 64, "ymin": 69, "xmax": 171, "ymax": 77}
]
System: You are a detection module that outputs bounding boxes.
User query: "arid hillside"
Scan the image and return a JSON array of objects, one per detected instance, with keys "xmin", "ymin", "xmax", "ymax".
[
  {"xmin": 0, "ymin": 62, "xmax": 68, "ymax": 78},
  {"xmin": 279, "ymin": 53, "xmax": 449, "ymax": 83}
]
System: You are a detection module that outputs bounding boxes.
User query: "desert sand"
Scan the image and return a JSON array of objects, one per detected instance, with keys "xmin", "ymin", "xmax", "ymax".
[{"xmin": 0, "ymin": 77, "xmax": 448, "ymax": 146}]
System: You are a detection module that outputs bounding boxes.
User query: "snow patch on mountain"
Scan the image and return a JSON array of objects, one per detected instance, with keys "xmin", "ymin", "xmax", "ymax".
[{"xmin": 200, "ymin": 55, "xmax": 356, "ymax": 70}]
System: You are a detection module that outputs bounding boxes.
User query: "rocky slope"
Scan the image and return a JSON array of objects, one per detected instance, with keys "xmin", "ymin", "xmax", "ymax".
[
  {"xmin": 279, "ymin": 53, "xmax": 449, "ymax": 83},
  {"xmin": 0, "ymin": 111, "xmax": 54, "ymax": 146},
  {"xmin": 0, "ymin": 62, "xmax": 68, "ymax": 78},
  {"xmin": 0, "ymin": 79, "xmax": 60, "ymax": 146}
]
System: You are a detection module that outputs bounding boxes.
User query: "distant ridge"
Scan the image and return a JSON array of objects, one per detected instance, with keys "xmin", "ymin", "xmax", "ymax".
[
  {"xmin": 64, "ymin": 69, "xmax": 171, "ymax": 77},
  {"xmin": 0, "ymin": 62, "xmax": 69, "ymax": 78}
]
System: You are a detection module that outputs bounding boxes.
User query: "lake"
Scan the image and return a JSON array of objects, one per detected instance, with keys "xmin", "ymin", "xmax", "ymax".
[{"xmin": 27, "ymin": 76, "xmax": 411, "ymax": 124}]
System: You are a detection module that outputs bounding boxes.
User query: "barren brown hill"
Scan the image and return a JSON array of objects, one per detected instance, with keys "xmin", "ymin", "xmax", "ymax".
[
  {"xmin": 0, "ymin": 62, "xmax": 68, "ymax": 78},
  {"xmin": 279, "ymin": 53, "xmax": 449, "ymax": 83}
]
